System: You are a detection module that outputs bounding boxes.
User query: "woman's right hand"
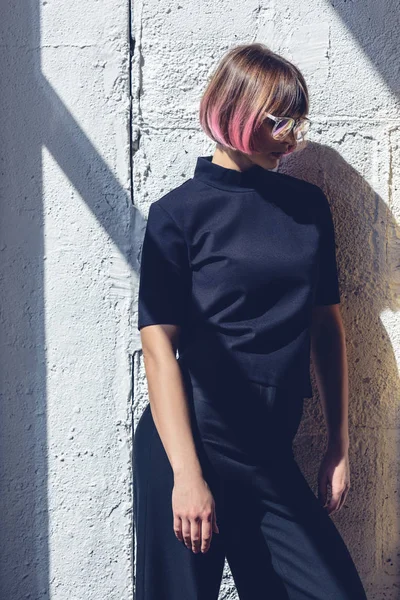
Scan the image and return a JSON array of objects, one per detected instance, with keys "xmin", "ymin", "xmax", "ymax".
[{"xmin": 172, "ymin": 472, "xmax": 220, "ymax": 554}]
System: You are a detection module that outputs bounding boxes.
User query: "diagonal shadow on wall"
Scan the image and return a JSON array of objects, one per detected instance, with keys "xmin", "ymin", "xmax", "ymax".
[
  {"xmin": 0, "ymin": 1, "xmax": 144, "ymax": 598},
  {"xmin": 327, "ymin": 0, "xmax": 400, "ymax": 98},
  {"xmin": 1, "ymin": 0, "xmax": 399, "ymax": 598}
]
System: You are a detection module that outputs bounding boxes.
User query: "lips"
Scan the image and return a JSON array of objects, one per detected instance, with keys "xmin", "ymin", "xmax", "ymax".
[{"xmin": 271, "ymin": 148, "xmax": 294, "ymax": 158}]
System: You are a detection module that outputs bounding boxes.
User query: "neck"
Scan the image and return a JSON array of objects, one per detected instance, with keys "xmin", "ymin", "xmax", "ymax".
[
  {"xmin": 212, "ymin": 144, "xmax": 279, "ymax": 173},
  {"xmin": 211, "ymin": 146, "xmax": 254, "ymax": 172}
]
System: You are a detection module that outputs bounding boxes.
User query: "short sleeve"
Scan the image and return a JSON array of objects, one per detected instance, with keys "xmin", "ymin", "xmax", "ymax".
[
  {"xmin": 314, "ymin": 189, "xmax": 341, "ymax": 306},
  {"xmin": 137, "ymin": 201, "xmax": 191, "ymax": 330}
]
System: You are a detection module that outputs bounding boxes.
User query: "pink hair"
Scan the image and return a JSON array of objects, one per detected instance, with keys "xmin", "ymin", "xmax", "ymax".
[{"xmin": 199, "ymin": 43, "xmax": 309, "ymax": 155}]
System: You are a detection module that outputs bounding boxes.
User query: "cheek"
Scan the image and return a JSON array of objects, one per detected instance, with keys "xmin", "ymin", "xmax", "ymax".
[{"xmin": 252, "ymin": 124, "xmax": 276, "ymax": 151}]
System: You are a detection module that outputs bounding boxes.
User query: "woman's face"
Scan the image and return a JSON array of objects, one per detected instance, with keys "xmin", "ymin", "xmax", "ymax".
[{"xmin": 251, "ymin": 117, "xmax": 299, "ymax": 169}]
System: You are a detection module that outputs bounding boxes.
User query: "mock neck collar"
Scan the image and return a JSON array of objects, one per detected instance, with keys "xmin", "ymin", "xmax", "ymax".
[{"xmin": 192, "ymin": 155, "xmax": 275, "ymax": 192}]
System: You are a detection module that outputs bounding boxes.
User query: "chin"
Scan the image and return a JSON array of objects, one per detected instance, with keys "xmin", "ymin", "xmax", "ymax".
[{"xmin": 265, "ymin": 154, "xmax": 282, "ymax": 167}]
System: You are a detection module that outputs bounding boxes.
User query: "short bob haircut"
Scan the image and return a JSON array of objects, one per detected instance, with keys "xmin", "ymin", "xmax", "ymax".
[{"xmin": 199, "ymin": 43, "xmax": 309, "ymax": 155}]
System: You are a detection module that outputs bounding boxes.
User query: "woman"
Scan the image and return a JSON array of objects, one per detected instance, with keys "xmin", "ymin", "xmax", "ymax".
[{"xmin": 134, "ymin": 43, "xmax": 368, "ymax": 600}]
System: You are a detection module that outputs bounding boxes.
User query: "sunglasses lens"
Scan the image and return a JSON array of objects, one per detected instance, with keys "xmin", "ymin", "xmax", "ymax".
[
  {"xmin": 272, "ymin": 118, "xmax": 294, "ymax": 139},
  {"xmin": 294, "ymin": 120, "xmax": 310, "ymax": 141}
]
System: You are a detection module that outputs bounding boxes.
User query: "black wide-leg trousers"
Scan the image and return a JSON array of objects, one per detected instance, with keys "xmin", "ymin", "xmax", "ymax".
[{"xmin": 133, "ymin": 368, "xmax": 367, "ymax": 600}]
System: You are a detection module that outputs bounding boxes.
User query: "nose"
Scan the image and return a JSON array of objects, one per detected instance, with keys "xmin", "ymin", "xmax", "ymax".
[
  {"xmin": 285, "ymin": 127, "xmax": 298, "ymax": 144},
  {"xmin": 283, "ymin": 128, "xmax": 298, "ymax": 152}
]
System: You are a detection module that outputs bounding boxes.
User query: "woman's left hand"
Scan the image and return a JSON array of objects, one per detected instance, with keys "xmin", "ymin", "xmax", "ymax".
[{"xmin": 317, "ymin": 445, "xmax": 351, "ymax": 515}]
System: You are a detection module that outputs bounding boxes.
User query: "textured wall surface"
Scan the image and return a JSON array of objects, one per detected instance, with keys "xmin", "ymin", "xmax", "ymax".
[
  {"xmin": 1, "ymin": 0, "xmax": 399, "ymax": 598},
  {"xmin": 0, "ymin": 0, "xmax": 136, "ymax": 599},
  {"xmin": 132, "ymin": 1, "xmax": 400, "ymax": 599}
]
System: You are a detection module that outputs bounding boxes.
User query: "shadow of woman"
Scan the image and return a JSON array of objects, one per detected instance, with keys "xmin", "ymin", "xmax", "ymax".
[{"xmin": 280, "ymin": 140, "xmax": 400, "ymax": 588}]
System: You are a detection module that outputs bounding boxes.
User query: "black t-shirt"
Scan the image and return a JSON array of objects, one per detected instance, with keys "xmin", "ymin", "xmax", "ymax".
[{"xmin": 137, "ymin": 155, "xmax": 340, "ymax": 398}]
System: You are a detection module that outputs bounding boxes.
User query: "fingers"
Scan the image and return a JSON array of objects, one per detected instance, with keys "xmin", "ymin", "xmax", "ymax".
[
  {"xmin": 173, "ymin": 514, "xmax": 183, "ymax": 543},
  {"xmin": 330, "ymin": 483, "xmax": 350, "ymax": 514},
  {"xmin": 325, "ymin": 488, "xmax": 342, "ymax": 514},
  {"xmin": 174, "ymin": 510, "xmax": 218, "ymax": 554},
  {"xmin": 213, "ymin": 509, "xmax": 220, "ymax": 534},
  {"xmin": 181, "ymin": 517, "xmax": 192, "ymax": 550},
  {"xmin": 200, "ymin": 515, "xmax": 212, "ymax": 554},
  {"xmin": 190, "ymin": 516, "xmax": 202, "ymax": 554},
  {"xmin": 322, "ymin": 480, "xmax": 351, "ymax": 515}
]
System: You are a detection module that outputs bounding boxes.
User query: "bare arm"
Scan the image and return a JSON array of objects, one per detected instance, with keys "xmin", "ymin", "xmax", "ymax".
[
  {"xmin": 310, "ymin": 303, "xmax": 351, "ymax": 515},
  {"xmin": 139, "ymin": 323, "xmax": 219, "ymax": 552},
  {"xmin": 140, "ymin": 323, "xmax": 203, "ymax": 478},
  {"xmin": 310, "ymin": 303, "xmax": 349, "ymax": 450}
]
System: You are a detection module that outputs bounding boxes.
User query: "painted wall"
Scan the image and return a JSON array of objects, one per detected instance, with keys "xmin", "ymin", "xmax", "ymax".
[{"xmin": 0, "ymin": 0, "xmax": 398, "ymax": 598}]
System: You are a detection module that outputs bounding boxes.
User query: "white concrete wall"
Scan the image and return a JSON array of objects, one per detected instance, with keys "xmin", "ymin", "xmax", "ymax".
[
  {"xmin": 132, "ymin": 1, "xmax": 400, "ymax": 599},
  {"xmin": 0, "ymin": 1, "xmax": 139, "ymax": 599},
  {"xmin": 0, "ymin": 0, "xmax": 399, "ymax": 598}
]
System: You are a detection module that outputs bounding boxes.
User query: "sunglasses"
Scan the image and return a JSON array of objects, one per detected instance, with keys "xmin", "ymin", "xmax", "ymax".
[{"xmin": 265, "ymin": 112, "xmax": 311, "ymax": 142}]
